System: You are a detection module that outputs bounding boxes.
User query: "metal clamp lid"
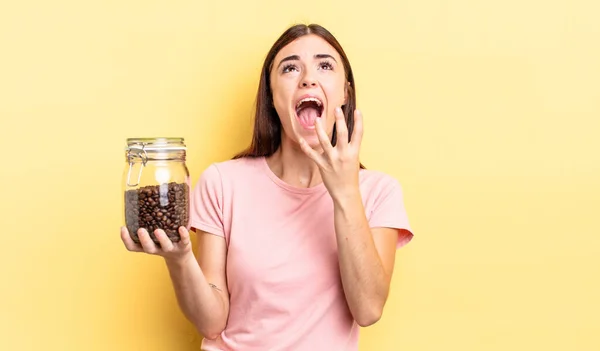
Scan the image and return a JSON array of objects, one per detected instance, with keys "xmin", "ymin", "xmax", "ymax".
[{"xmin": 124, "ymin": 137, "xmax": 186, "ymax": 187}]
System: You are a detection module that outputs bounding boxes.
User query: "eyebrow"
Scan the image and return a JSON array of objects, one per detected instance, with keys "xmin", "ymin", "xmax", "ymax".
[{"xmin": 277, "ymin": 54, "xmax": 338, "ymax": 69}]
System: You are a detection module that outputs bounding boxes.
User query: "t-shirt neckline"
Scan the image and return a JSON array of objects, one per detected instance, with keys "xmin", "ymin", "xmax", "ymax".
[{"xmin": 259, "ymin": 156, "xmax": 328, "ymax": 195}]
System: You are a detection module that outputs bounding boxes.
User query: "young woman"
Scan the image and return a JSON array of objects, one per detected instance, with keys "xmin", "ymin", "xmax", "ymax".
[{"xmin": 121, "ymin": 23, "xmax": 414, "ymax": 351}]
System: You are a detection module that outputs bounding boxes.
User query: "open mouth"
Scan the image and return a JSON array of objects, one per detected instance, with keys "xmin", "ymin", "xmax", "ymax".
[{"xmin": 295, "ymin": 97, "xmax": 324, "ymax": 129}]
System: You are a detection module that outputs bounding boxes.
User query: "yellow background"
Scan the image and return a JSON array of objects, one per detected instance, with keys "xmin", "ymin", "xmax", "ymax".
[{"xmin": 1, "ymin": 0, "xmax": 599, "ymax": 350}]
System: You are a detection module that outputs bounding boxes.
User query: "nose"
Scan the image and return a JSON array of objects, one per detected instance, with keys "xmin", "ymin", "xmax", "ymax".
[{"xmin": 300, "ymin": 72, "xmax": 318, "ymax": 88}]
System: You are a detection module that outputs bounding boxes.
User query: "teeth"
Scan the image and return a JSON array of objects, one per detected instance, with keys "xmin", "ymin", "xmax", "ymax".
[{"xmin": 296, "ymin": 97, "xmax": 322, "ymax": 109}]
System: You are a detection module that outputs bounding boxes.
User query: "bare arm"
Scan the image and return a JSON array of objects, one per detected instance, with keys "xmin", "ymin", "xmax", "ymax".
[
  {"xmin": 296, "ymin": 108, "xmax": 405, "ymax": 327},
  {"xmin": 121, "ymin": 226, "xmax": 229, "ymax": 339},
  {"xmin": 332, "ymin": 192, "xmax": 400, "ymax": 327},
  {"xmin": 164, "ymin": 229, "xmax": 229, "ymax": 339}
]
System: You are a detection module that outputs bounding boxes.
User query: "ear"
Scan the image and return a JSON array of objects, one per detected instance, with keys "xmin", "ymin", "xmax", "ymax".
[{"xmin": 343, "ymin": 81, "xmax": 350, "ymax": 105}]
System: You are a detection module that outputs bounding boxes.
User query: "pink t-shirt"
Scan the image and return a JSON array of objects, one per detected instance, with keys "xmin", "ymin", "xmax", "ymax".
[{"xmin": 189, "ymin": 156, "xmax": 413, "ymax": 351}]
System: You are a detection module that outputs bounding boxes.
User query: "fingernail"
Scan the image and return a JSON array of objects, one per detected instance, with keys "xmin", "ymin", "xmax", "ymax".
[{"xmin": 336, "ymin": 107, "xmax": 342, "ymax": 113}]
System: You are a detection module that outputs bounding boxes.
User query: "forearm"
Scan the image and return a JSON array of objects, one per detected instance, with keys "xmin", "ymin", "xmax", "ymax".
[
  {"xmin": 164, "ymin": 253, "xmax": 228, "ymax": 339},
  {"xmin": 333, "ymin": 191, "xmax": 389, "ymax": 326}
]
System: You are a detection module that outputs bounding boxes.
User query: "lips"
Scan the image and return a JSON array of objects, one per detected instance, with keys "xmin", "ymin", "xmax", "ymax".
[{"xmin": 295, "ymin": 96, "xmax": 324, "ymax": 129}]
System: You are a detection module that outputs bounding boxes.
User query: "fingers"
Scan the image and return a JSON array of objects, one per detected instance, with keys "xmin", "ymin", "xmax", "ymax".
[
  {"xmin": 121, "ymin": 226, "xmax": 143, "ymax": 252},
  {"xmin": 123, "ymin": 225, "xmax": 192, "ymax": 257},
  {"xmin": 178, "ymin": 226, "xmax": 191, "ymax": 247},
  {"xmin": 334, "ymin": 107, "xmax": 349, "ymax": 149},
  {"xmin": 138, "ymin": 228, "xmax": 159, "ymax": 254},
  {"xmin": 350, "ymin": 109, "xmax": 363, "ymax": 148},
  {"xmin": 154, "ymin": 229, "xmax": 174, "ymax": 252},
  {"xmin": 314, "ymin": 117, "xmax": 334, "ymax": 154}
]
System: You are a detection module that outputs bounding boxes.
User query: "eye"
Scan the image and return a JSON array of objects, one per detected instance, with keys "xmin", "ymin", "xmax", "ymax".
[
  {"xmin": 282, "ymin": 63, "xmax": 298, "ymax": 73},
  {"xmin": 319, "ymin": 60, "xmax": 334, "ymax": 70}
]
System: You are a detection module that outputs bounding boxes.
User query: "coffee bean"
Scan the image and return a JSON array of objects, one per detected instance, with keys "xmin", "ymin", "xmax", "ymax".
[{"xmin": 124, "ymin": 181, "xmax": 190, "ymax": 246}]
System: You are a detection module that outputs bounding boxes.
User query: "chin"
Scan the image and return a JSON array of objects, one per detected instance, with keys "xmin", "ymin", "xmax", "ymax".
[{"xmin": 301, "ymin": 135, "xmax": 321, "ymax": 148}]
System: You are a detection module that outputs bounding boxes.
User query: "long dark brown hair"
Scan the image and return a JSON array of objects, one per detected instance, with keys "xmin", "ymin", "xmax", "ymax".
[{"xmin": 233, "ymin": 23, "xmax": 365, "ymax": 168}]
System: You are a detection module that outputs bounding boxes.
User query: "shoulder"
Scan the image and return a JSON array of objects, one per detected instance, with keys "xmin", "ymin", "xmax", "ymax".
[
  {"xmin": 359, "ymin": 168, "xmax": 414, "ymax": 246},
  {"xmin": 359, "ymin": 168, "xmax": 403, "ymax": 194},
  {"xmin": 197, "ymin": 156, "xmax": 263, "ymax": 186},
  {"xmin": 358, "ymin": 168, "xmax": 408, "ymax": 213},
  {"xmin": 212, "ymin": 156, "xmax": 262, "ymax": 172}
]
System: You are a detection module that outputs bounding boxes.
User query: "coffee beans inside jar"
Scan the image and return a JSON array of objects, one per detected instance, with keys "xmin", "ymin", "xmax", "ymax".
[{"xmin": 124, "ymin": 181, "xmax": 190, "ymax": 246}]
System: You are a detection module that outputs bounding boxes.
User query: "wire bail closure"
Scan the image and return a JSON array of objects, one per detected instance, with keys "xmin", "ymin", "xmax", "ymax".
[{"xmin": 126, "ymin": 143, "xmax": 148, "ymax": 187}]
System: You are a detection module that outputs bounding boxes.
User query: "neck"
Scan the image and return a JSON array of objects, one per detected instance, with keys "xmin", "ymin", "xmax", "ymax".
[{"xmin": 266, "ymin": 134, "xmax": 323, "ymax": 188}]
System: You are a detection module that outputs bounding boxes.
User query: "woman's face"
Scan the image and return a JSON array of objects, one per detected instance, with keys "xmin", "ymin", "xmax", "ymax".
[{"xmin": 270, "ymin": 34, "xmax": 348, "ymax": 148}]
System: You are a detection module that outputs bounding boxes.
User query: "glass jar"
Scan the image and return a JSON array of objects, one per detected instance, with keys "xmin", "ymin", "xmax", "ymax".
[{"xmin": 122, "ymin": 137, "xmax": 191, "ymax": 246}]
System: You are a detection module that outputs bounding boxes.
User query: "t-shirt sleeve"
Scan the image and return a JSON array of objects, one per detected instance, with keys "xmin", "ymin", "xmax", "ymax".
[
  {"xmin": 189, "ymin": 164, "xmax": 225, "ymax": 237},
  {"xmin": 368, "ymin": 176, "xmax": 414, "ymax": 249}
]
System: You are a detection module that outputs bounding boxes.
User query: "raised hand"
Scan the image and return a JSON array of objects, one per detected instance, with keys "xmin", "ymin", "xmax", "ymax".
[{"xmin": 298, "ymin": 107, "xmax": 363, "ymax": 201}]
